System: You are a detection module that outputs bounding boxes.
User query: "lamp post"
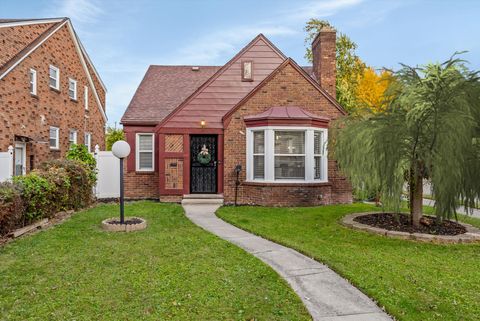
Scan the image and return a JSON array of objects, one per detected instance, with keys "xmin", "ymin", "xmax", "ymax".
[{"xmin": 112, "ymin": 140, "xmax": 131, "ymax": 224}]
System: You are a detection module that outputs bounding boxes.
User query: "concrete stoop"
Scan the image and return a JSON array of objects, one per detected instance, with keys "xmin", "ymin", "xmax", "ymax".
[{"xmin": 181, "ymin": 194, "xmax": 224, "ymax": 205}]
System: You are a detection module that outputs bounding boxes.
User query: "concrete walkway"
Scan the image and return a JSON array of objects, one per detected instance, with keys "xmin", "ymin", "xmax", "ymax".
[
  {"xmin": 183, "ymin": 203, "xmax": 392, "ymax": 321},
  {"xmin": 423, "ymin": 198, "xmax": 480, "ymax": 218}
]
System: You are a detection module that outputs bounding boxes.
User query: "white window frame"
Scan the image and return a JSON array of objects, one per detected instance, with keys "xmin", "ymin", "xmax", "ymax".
[
  {"xmin": 252, "ymin": 131, "xmax": 265, "ymax": 179},
  {"xmin": 49, "ymin": 65, "xmax": 60, "ymax": 90},
  {"xmin": 84, "ymin": 85, "xmax": 89, "ymax": 110},
  {"xmin": 49, "ymin": 126, "xmax": 60, "ymax": 149},
  {"xmin": 84, "ymin": 132, "xmax": 91, "ymax": 152},
  {"xmin": 68, "ymin": 78, "xmax": 77, "ymax": 100},
  {"xmin": 29, "ymin": 68, "xmax": 37, "ymax": 95},
  {"xmin": 246, "ymin": 126, "xmax": 328, "ymax": 183},
  {"xmin": 69, "ymin": 129, "xmax": 77, "ymax": 145},
  {"xmin": 136, "ymin": 133, "xmax": 155, "ymax": 172}
]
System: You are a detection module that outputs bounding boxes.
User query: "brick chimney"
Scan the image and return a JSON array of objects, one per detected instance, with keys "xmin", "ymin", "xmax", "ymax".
[{"xmin": 312, "ymin": 27, "xmax": 336, "ymax": 98}]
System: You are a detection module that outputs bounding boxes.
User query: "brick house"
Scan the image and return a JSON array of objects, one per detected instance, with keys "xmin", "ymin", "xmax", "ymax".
[
  {"xmin": 0, "ymin": 18, "xmax": 107, "ymax": 176},
  {"xmin": 121, "ymin": 29, "xmax": 352, "ymax": 206}
]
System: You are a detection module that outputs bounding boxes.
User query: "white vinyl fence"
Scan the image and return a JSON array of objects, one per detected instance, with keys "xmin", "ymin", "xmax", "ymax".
[
  {"xmin": 0, "ymin": 146, "xmax": 14, "ymax": 182},
  {"xmin": 94, "ymin": 145, "xmax": 120, "ymax": 199}
]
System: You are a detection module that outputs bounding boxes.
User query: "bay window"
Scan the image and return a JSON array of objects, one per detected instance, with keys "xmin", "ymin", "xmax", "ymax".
[
  {"xmin": 274, "ymin": 131, "xmax": 305, "ymax": 179},
  {"xmin": 247, "ymin": 127, "xmax": 327, "ymax": 183}
]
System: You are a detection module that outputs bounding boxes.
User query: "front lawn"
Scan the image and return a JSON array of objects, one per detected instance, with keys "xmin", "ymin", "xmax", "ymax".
[
  {"xmin": 217, "ymin": 203, "xmax": 480, "ymax": 321},
  {"xmin": 0, "ymin": 201, "xmax": 310, "ymax": 321}
]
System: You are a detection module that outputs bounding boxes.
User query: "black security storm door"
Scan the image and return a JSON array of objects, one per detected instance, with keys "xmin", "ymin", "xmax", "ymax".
[{"xmin": 190, "ymin": 135, "xmax": 217, "ymax": 193}]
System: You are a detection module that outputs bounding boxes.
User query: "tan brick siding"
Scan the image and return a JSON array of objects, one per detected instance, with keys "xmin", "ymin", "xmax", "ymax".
[{"xmin": 0, "ymin": 23, "xmax": 106, "ymax": 171}]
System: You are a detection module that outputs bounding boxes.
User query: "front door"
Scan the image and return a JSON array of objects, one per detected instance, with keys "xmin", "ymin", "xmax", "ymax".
[
  {"xmin": 14, "ymin": 143, "xmax": 26, "ymax": 176},
  {"xmin": 190, "ymin": 135, "xmax": 217, "ymax": 193}
]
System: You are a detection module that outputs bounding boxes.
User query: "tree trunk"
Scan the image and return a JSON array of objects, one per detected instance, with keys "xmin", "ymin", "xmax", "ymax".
[{"xmin": 409, "ymin": 166, "xmax": 423, "ymax": 227}]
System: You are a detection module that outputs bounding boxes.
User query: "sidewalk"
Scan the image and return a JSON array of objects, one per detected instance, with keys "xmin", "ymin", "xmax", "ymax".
[
  {"xmin": 423, "ymin": 198, "xmax": 480, "ymax": 218},
  {"xmin": 183, "ymin": 203, "xmax": 392, "ymax": 321}
]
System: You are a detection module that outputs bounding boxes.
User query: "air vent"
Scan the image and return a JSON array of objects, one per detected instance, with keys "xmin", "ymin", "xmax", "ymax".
[{"xmin": 191, "ymin": 66, "xmax": 199, "ymax": 71}]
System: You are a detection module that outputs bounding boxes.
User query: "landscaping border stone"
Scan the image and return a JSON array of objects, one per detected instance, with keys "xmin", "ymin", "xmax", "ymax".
[
  {"xmin": 101, "ymin": 217, "xmax": 147, "ymax": 232},
  {"xmin": 342, "ymin": 212, "xmax": 480, "ymax": 244}
]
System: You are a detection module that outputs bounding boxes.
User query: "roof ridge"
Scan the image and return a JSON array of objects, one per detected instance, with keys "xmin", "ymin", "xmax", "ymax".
[{"xmin": 0, "ymin": 18, "xmax": 67, "ymax": 74}]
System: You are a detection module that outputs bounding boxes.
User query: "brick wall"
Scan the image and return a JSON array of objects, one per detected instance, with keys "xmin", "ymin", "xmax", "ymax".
[
  {"xmin": 312, "ymin": 28, "xmax": 336, "ymax": 98},
  {"xmin": 124, "ymin": 171, "xmax": 159, "ymax": 200},
  {"xmin": 0, "ymin": 23, "xmax": 106, "ymax": 171},
  {"xmin": 223, "ymin": 62, "xmax": 352, "ymax": 206}
]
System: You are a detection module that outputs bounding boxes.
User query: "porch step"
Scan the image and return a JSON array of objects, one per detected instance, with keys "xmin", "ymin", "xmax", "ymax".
[{"xmin": 181, "ymin": 194, "xmax": 224, "ymax": 205}]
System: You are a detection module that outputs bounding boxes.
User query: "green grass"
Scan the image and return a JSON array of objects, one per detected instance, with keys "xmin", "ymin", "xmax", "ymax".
[
  {"xmin": 217, "ymin": 203, "xmax": 480, "ymax": 321},
  {"xmin": 0, "ymin": 201, "xmax": 310, "ymax": 321}
]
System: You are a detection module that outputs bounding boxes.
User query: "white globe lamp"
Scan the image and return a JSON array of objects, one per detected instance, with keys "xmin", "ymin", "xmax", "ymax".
[
  {"xmin": 112, "ymin": 140, "xmax": 131, "ymax": 159},
  {"xmin": 111, "ymin": 140, "xmax": 131, "ymax": 224}
]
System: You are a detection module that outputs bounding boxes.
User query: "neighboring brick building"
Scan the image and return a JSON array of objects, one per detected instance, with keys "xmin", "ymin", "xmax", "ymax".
[
  {"xmin": 121, "ymin": 29, "xmax": 352, "ymax": 206},
  {"xmin": 0, "ymin": 18, "xmax": 107, "ymax": 176}
]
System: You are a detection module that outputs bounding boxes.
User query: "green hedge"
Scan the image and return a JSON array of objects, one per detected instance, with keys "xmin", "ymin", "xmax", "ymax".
[{"xmin": 0, "ymin": 158, "xmax": 96, "ymax": 236}]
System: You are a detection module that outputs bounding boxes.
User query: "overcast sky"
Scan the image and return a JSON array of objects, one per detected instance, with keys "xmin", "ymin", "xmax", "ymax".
[{"xmin": 2, "ymin": 0, "xmax": 480, "ymax": 126}]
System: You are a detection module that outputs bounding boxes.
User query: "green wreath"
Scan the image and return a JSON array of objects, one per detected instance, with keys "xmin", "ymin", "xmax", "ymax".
[{"xmin": 197, "ymin": 152, "xmax": 211, "ymax": 165}]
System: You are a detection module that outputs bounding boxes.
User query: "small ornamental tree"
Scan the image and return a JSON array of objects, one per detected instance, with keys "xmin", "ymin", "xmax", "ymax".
[
  {"xmin": 106, "ymin": 127, "xmax": 125, "ymax": 151},
  {"xmin": 331, "ymin": 55, "xmax": 480, "ymax": 226}
]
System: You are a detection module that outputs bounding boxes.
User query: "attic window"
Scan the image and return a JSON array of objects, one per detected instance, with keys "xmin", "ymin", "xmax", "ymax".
[{"xmin": 242, "ymin": 61, "xmax": 253, "ymax": 82}]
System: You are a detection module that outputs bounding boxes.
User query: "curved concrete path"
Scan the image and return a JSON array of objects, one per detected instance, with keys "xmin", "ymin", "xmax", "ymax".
[{"xmin": 183, "ymin": 203, "xmax": 392, "ymax": 321}]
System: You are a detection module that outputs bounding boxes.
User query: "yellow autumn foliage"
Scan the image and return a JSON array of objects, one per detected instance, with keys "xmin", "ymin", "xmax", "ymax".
[{"xmin": 355, "ymin": 67, "xmax": 393, "ymax": 113}]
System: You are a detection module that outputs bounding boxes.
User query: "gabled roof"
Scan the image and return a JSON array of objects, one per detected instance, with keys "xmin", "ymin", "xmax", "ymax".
[
  {"xmin": 223, "ymin": 58, "xmax": 346, "ymax": 126},
  {"xmin": 121, "ymin": 34, "xmax": 345, "ymax": 127},
  {"xmin": 156, "ymin": 34, "xmax": 287, "ymax": 129},
  {"xmin": 121, "ymin": 65, "xmax": 220, "ymax": 124},
  {"xmin": 0, "ymin": 18, "xmax": 108, "ymax": 121}
]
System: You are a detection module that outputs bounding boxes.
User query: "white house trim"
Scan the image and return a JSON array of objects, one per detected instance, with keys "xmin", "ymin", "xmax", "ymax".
[
  {"xmin": 64, "ymin": 21, "xmax": 107, "ymax": 121},
  {"xmin": 246, "ymin": 126, "xmax": 328, "ymax": 184},
  {"xmin": 0, "ymin": 18, "xmax": 64, "ymax": 28},
  {"xmin": 0, "ymin": 19, "xmax": 108, "ymax": 122}
]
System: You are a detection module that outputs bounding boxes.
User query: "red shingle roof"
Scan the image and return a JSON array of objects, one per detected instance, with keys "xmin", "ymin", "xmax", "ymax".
[{"xmin": 121, "ymin": 65, "xmax": 220, "ymax": 124}]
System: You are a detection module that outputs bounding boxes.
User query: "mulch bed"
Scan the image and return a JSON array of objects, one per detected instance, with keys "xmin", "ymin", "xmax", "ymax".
[
  {"xmin": 105, "ymin": 218, "xmax": 144, "ymax": 225},
  {"xmin": 354, "ymin": 213, "xmax": 467, "ymax": 235}
]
